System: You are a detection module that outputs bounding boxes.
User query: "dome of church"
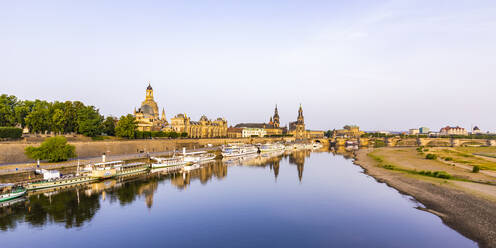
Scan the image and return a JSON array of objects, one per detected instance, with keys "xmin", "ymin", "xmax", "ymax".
[{"xmin": 140, "ymin": 103, "xmax": 156, "ymax": 117}]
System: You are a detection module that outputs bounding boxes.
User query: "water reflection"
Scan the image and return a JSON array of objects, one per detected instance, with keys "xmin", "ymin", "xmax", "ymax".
[
  {"xmin": 0, "ymin": 150, "xmax": 306, "ymax": 231},
  {"xmin": 0, "ymin": 149, "xmax": 475, "ymax": 248}
]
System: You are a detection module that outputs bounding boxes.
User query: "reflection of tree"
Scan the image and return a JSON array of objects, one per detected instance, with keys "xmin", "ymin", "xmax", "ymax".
[
  {"xmin": 0, "ymin": 153, "xmax": 300, "ymax": 232},
  {"xmin": 0, "ymin": 189, "xmax": 101, "ymax": 230},
  {"xmin": 0, "ymin": 200, "xmax": 27, "ymax": 231}
]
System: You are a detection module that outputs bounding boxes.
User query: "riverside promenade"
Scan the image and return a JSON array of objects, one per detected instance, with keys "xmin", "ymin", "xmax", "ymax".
[{"xmin": 0, "ymin": 146, "xmax": 217, "ymax": 175}]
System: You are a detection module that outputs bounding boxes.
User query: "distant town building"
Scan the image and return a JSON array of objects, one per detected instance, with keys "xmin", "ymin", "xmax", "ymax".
[
  {"xmin": 472, "ymin": 126, "xmax": 482, "ymax": 134},
  {"xmin": 409, "ymin": 128, "xmax": 420, "ymax": 135},
  {"xmin": 334, "ymin": 125, "xmax": 363, "ymax": 138},
  {"xmin": 439, "ymin": 126, "xmax": 467, "ymax": 136},
  {"xmin": 419, "ymin": 127, "xmax": 430, "ymax": 134}
]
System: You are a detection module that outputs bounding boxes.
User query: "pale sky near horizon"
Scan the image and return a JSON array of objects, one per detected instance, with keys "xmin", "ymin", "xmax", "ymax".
[{"xmin": 1, "ymin": 0, "xmax": 495, "ymax": 132}]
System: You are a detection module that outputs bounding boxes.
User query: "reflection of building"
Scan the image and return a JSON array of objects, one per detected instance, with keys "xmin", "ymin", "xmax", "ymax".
[
  {"xmin": 288, "ymin": 150, "xmax": 311, "ymax": 182},
  {"xmin": 440, "ymin": 126, "xmax": 467, "ymax": 136},
  {"xmin": 134, "ymin": 84, "xmax": 169, "ymax": 131},
  {"xmin": 170, "ymin": 160, "xmax": 228, "ymax": 189},
  {"xmin": 288, "ymin": 105, "xmax": 324, "ymax": 139},
  {"xmin": 138, "ymin": 181, "xmax": 158, "ymax": 209}
]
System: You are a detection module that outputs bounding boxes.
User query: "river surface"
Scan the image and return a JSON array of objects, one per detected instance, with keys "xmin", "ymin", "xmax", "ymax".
[{"xmin": 0, "ymin": 150, "xmax": 476, "ymax": 247}]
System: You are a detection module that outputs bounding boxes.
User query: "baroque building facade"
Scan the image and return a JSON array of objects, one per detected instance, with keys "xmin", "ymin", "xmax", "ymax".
[
  {"xmin": 170, "ymin": 114, "xmax": 227, "ymax": 138},
  {"xmin": 134, "ymin": 84, "xmax": 227, "ymax": 138}
]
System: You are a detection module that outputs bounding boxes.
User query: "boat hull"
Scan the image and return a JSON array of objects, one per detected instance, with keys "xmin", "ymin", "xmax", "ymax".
[
  {"xmin": 26, "ymin": 177, "xmax": 96, "ymax": 191},
  {"xmin": 0, "ymin": 190, "xmax": 26, "ymax": 202},
  {"xmin": 90, "ymin": 168, "xmax": 117, "ymax": 179}
]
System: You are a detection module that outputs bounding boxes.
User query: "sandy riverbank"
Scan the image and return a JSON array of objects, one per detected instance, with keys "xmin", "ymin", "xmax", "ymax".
[{"xmin": 354, "ymin": 148, "xmax": 496, "ymax": 248}]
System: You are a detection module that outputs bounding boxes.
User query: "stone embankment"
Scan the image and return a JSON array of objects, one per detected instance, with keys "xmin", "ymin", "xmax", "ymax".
[{"xmin": 0, "ymin": 137, "xmax": 302, "ymax": 165}]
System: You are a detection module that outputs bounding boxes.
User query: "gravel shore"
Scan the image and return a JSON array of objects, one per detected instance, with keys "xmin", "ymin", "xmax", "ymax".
[{"xmin": 355, "ymin": 149, "xmax": 496, "ymax": 248}]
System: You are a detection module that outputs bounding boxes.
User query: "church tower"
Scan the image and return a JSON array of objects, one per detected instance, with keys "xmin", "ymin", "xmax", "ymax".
[
  {"xmin": 295, "ymin": 104, "xmax": 305, "ymax": 139},
  {"xmin": 273, "ymin": 105, "xmax": 280, "ymax": 128},
  {"xmin": 161, "ymin": 108, "xmax": 168, "ymax": 125},
  {"xmin": 146, "ymin": 83, "xmax": 154, "ymax": 101},
  {"xmin": 297, "ymin": 104, "xmax": 304, "ymax": 124}
]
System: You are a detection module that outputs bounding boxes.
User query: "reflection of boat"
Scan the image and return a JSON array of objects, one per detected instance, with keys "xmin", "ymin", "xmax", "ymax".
[
  {"xmin": 0, "ymin": 184, "xmax": 27, "ymax": 202},
  {"xmin": 182, "ymin": 159, "xmax": 216, "ymax": 172},
  {"xmin": 151, "ymin": 156, "xmax": 189, "ymax": 168},
  {"xmin": 313, "ymin": 143, "xmax": 324, "ymax": 149},
  {"xmin": 345, "ymin": 141, "xmax": 359, "ymax": 151},
  {"xmin": 183, "ymin": 151, "xmax": 216, "ymax": 163},
  {"xmin": 182, "ymin": 164, "xmax": 201, "ymax": 172},
  {"xmin": 0, "ymin": 196, "xmax": 26, "ymax": 208},
  {"xmin": 221, "ymin": 144, "xmax": 258, "ymax": 157},
  {"xmin": 259, "ymin": 143, "xmax": 285, "ymax": 153}
]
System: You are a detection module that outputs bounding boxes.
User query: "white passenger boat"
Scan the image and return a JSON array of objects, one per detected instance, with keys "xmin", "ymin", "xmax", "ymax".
[
  {"xmin": 259, "ymin": 143, "xmax": 285, "ymax": 153},
  {"xmin": 115, "ymin": 162, "xmax": 149, "ymax": 176},
  {"xmin": 0, "ymin": 184, "xmax": 26, "ymax": 203},
  {"xmin": 150, "ymin": 156, "xmax": 189, "ymax": 168},
  {"xmin": 183, "ymin": 151, "xmax": 216, "ymax": 163},
  {"xmin": 83, "ymin": 161, "xmax": 123, "ymax": 179},
  {"xmin": 221, "ymin": 144, "xmax": 258, "ymax": 157}
]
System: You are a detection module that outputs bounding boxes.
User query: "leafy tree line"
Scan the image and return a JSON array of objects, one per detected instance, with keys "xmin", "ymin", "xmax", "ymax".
[
  {"xmin": 2, "ymin": 94, "xmax": 223, "ymax": 140},
  {"xmin": 0, "ymin": 94, "xmax": 112, "ymax": 137}
]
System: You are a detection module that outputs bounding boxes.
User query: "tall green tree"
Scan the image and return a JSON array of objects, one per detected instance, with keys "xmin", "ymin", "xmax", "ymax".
[
  {"xmin": 0, "ymin": 94, "xmax": 19, "ymax": 126},
  {"xmin": 63, "ymin": 101, "xmax": 77, "ymax": 133},
  {"xmin": 115, "ymin": 114, "xmax": 137, "ymax": 139},
  {"xmin": 76, "ymin": 106, "xmax": 103, "ymax": 137},
  {"xmin": 25, "ymin": 136, "xmax": 76, "ymax": 162},
  {"xmin": 25, "ymin": 100, "xmax": 51, "ymax": 133},
  {"xmin": 14, "ymin": 100, "xmax": 33, "ymax": 128},
  {"xmin": 103, "ymin": 116, "xmax": 116, "ymax": 136},
  {"xmin": 51, "ymin": 109, "xmax": 66, "ymax": 134}
]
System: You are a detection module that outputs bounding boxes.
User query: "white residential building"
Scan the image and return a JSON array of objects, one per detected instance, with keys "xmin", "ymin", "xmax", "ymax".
[
  {"xmin": 439, "ymin": 126, "xmax": 467, "ymax": 136},
  {"xmin": 242, "ymin": 128, "xmax": 266, "ymax": 138}
]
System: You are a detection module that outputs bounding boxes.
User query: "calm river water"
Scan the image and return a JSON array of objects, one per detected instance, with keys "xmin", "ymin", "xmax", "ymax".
[{"xmin": 0, "ymin": 150, "xmax": 476, "ymax": 247}]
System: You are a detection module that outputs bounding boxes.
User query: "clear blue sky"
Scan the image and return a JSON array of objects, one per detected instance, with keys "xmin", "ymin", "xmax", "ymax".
[{"xmin": 1, "ymin": 0, "xmax": 495, "ymax": 132}]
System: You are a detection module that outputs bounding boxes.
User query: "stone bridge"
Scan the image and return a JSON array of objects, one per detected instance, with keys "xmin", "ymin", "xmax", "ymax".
[{"xmin": 329, "ymin": 137, "xmax": 496, "ymax": 147}]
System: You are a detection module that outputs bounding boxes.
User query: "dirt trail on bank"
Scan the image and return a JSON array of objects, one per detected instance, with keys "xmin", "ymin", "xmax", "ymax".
[{"xmin": 355, "ymin": 148, "xmax": 496, "ymax": 248}]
